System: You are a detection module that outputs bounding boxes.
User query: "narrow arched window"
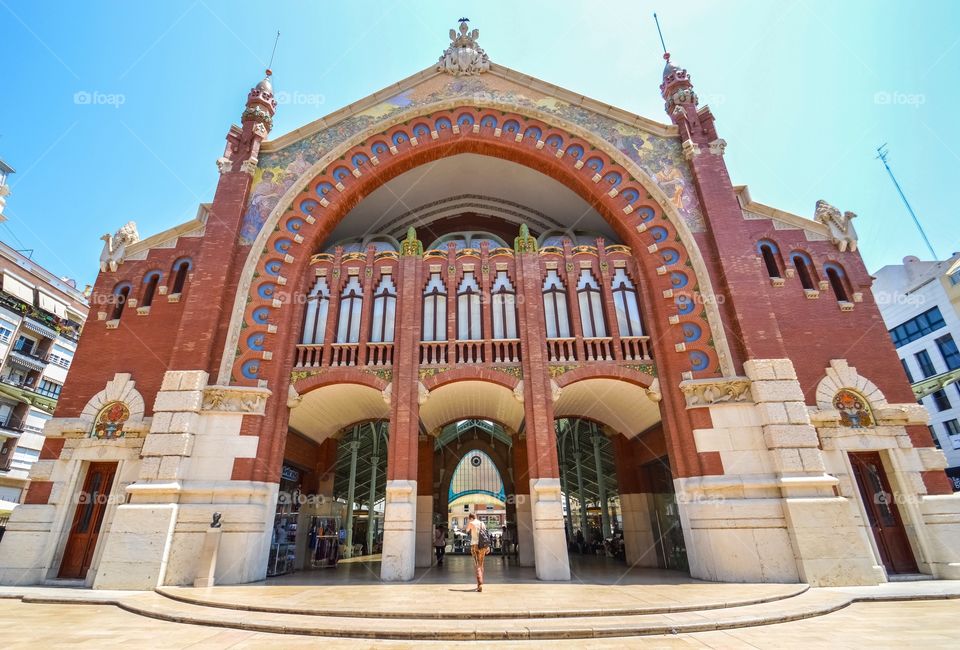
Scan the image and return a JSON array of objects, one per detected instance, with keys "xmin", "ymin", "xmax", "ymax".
[
  {"xmin": 758, "ymin": 241, "xmax": 781, "ymax": 279},
  {"xmin": 370, "ymin": 275, "xmax": 397, "ymax": 343},
  {"xmin": 825, "ymin": 264, "xmax": 850, "ymax": 302},
  {"xmin": 422, "ymin": 272, "xmax": 447, "ymax": 342},
  {"xmin": 111, "ymin": 284, "xmax": 131, "ymax": 320},
  {"xmin": 491, "ymin": 271, "xmax": 517, "ymax": 339},
  {"xmin": 577, "ymin": 269, "xmax": 607, "ymax": 338},
  {"xmin": 611, "ymin": 268, "xmax": 643, "ymax": 337},
  {"xmin": 542, "ymin": 270, "xmax": 571, "ymax": 338},
  {"xmin": 301, "ymin": 276, "xmax": 330, "ymax": 344},
  {"xmin": 336, "ymin": 275, "xmax": 363, "ymax": 343},
  {"xmin": 171, "ymin": 258, "xmax": 192, "ymax": 294},
  {"xmin": 141, "ymin": 271, "xmax": 161, "ymax": 308},
  {"xmin": 457, "ymin": 272, "xmax": 482, "ymax": 340},
  {"xmin": 790, "ymin": 252, "xmax": 816, "ymax": 290}
]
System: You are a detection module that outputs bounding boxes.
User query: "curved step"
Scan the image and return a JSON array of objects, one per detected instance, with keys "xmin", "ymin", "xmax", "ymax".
[
  {"xmin": 155, "ymin": 583, "xmax": 809, "ymax": 620},
  {"xmin": 110, "ymin": 589, "xmax": 854, "ymax": 640}
]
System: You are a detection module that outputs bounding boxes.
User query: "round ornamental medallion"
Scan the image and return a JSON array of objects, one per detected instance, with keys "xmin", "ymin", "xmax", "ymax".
[
  {"xmin": 470, "ymin": 455, "xmax": 482, "ymax": 467},
  {"xmin": 832, "ymin": 389, "xmax": 873, "ymax": 429},
  {"xmin": 92, "ymin": 401, "xmax": 130, "ymax": 439}
]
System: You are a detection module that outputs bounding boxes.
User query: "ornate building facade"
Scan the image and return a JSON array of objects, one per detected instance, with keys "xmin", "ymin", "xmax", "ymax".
[{"xmin": 0, "ymin": 22, "xmax": 957, "ymax": 589}]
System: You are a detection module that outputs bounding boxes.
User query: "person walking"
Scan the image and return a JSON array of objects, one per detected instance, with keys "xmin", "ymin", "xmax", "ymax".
[
  {"xmin": 433, "ymin": 525, "xmax": 447, "ymax": 566},
  {"xmin": 465, "ymin": 513, "xmax": 489, "ymax": 592}
]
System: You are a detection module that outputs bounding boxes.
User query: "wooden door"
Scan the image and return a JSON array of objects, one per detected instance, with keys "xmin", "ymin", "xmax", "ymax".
[
  {"xmin": 849, "ymin": 452, "xmax": 918, "ymax": 575},
  {"xmin": 58, "ymin": 462, "xmax": 117, "ymax": 579}
]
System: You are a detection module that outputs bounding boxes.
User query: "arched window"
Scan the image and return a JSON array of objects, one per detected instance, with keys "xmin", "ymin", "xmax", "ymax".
[
  {"xmin": 141, "ymin": 271, "xmax": 161, "ymax": 308},
  {"xmin": 824, "ymin": 263, "xmax": 850, "ymax": 302},
  {"xmin": 110, "ymin": 284, "xmax": 131, "ymax": 321},
  {"xmin": 611, "ymin": 268, "xmax": 643, "ymax": 337},
  {"xmin": 491, "ymin": 271, "xmax": 517, "ymax": 339},
  {"xmin": 757, "ymin": 241, "xmax": 781, "ymax": 279},
  {"xmin": 301, "ymin": 276, "xmax": 330, "ymax": 345},
  {"xmin": 790, "ymin": 252, "xmax": 816, "ymax": 291},
  {"xmin": 542, "ymin": 270, "xmax": 571, "ymax": 338},
  {"xmin": 369, "ymin": 275, "xmax": 397, "ymax": 343},
  {"xmin": 577, "ymin": 269, "xmax": 607, "ymax": 338},
  {"xmin": 336, "ymin": 275, "xmax": 363, "ymax": 343},
  {"xmin": 457, "ymin": 272, "xmax": 482, "ymax": 340},
  {"xmin": 422, "ymin": 272, "xmax": 446, "ymax": 342},
  {"xmin": 171, "ymin": 258, "xmax": 192, "ymax": 295}
]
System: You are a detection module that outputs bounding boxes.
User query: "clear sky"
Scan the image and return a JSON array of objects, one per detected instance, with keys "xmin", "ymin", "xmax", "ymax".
[{"xmin": 1, "ymin": 0, "xmax": 957, "ymax": 288}]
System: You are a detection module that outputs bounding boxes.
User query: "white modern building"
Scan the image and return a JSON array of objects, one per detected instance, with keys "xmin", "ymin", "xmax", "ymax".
[{"xmin": 873, "ymin": 254, "xmax": 960, "ymax": 490}]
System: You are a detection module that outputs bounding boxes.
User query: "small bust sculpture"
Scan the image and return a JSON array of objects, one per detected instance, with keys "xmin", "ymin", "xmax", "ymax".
[{"xmin": 211, "ymin": 512, "xmax": 222, "ymax": 528}]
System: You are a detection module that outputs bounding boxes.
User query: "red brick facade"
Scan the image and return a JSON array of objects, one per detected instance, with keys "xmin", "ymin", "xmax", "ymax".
[{"xmin": 50, "ymin": 61, "xmax": 935, "ymax": 503}]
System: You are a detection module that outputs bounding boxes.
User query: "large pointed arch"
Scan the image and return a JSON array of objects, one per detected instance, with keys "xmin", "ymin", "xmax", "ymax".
[{"xmin": 220, "ymin": 101, "xmax": 733, "ymax": 388}]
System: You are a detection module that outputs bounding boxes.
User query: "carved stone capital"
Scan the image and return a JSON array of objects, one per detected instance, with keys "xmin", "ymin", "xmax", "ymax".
[
  {"xmin": 708, "ymin": 138, "xmax": 727, "ymax": 156},
  {"xmin": 216, "ymin": 157, "xmax": 233, "ymax": 174},
  {"xmin": 679, "ymin": 376, "xmax": 753, "ymax": 408},
  {"xmin": 238, "ymin": 157, "xmax": 258, "ymax": 176},
  {"xmin": 681, "ymin": 139, "xmax": 701, "ymax": 160},
  {"xmin": 287, "ymin": 383, "xmax": 302, "ymax": 409},
  {"xmin": 201, "ymin": 385, "xmax": 271, "ymax": 415},
  {"xmin": 644, "ymin": 378, "xmax": 662, "ymax": 403}
]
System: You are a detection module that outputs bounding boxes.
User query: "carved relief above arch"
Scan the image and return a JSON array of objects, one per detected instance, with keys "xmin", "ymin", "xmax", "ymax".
[
  {"xmin": 219, "ymin": 102, "xmax": 734, "ymax": 388},
  {"xmin": 811, "ymin": 359, "xmax": 927, "ymax": 428},
  {"xmin": 78, "ymin": 373, "xmax": 149, "ymax": 439},
  {"xmin": 814, "ymin": 359, "xmax": 886, "ymax": 412}
]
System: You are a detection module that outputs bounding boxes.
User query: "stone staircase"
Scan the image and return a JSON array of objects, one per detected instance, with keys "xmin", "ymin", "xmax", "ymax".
[
  {"xmin": 119, "ymin": 587, "xmax": 846, "ymax": 640},
  {"xmin": 3, "ymin": 580, "xmax": 958, "ymax": 641}
]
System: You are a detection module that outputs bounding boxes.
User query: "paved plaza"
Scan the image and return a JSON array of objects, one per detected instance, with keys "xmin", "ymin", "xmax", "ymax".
[{"xmin": 1, "ymin": 562, "xmax": 957, "ymax": 646}]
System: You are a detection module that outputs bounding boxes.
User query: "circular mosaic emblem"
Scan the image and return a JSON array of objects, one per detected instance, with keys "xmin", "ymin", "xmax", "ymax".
[
  {"xmin": 832, "ymin": 389, "xmax": 873, "ymax": 429},
  {"xmin": 93, "ymin": 401, "xmax": 130, "ymax": 439}
]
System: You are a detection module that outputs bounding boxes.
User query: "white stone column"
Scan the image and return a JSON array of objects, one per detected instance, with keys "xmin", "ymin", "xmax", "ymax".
[
  {"xmin": 591, "ymin": 434, "xmax": 611, "ymax": 538},
  {"xmin": 380, "ymin": 479, "xmax": 416, "ymax": 581},
  {"xmin": 415, "ymin": 495, "xmax": 434, "ymax": 568},
  {"xmin": 530, "ymin": 477, "xmax": 570, "ymax": 580},
  {"xmin": 573, "ymin": 450, "xmax": 589, "ymax": 535},
  {"xmin": 343, "ymin": 439, "xmax": 360, "ymax": 558}
]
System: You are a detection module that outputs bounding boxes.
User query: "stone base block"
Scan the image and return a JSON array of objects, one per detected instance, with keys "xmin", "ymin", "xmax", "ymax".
[
  {"xmin": 515, "ymin": 494, "xmax": 534, "ymax": 567},
  {"xmin": 620, "ymin": 493, "xmax": 658, "ymax": 568},
  {"xmin": 93, "ymin": 503, "xmax": 178, "ymax": 589},
  {"xmin": 530, "ymin": 478, "xmax": 570, "ymax": 581},
  {"xmin": 919, "ymin": 494, "xmax": 960, "ymax": 579},
  {"xmin": 0, "ymin": 505, "xmax": 57, "ymax": 585},
  {"xmin": 380, "ymin": 480, "xmax": 416, "ymax": 581},
  {"xmin": 193, "ymin": 528, "xmax": 222, "ymax": 587},
  {"xmin": 782, "ymin": 497, "xmax": 883, "ymax": 586}
]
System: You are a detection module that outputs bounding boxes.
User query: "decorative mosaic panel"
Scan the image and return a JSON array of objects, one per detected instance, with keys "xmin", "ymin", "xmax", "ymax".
[{"xmin": 241, "ymin": 74, "xmax": 703, "ymax": 245}]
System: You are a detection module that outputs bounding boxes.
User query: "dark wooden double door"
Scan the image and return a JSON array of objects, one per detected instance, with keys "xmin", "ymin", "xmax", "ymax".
[
  {"xmin": 58, "ymin": 462, "xmax": 117, "ymax": 579},
  {"xmin": 849, "ymin": 452, "xmax": 917, "ymax": 575}
]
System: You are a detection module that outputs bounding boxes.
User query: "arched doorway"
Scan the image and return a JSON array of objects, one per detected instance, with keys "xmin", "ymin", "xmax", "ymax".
[
  {"xmin": 269, "ymin": 419, "xmax": 388, "ymax": 577},
  {"xmin": 556, "ymin": 417, "xmax": 689, "ymax": 574},
  {"xmin": 433, "ymin": 420, "xmax": 514, "ymax": 555},
  {"xmin": 252, "ymin": 126, "xmax": 721, "ymax": 581}
]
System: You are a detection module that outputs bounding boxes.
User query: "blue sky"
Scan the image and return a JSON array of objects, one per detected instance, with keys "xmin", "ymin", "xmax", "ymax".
[{"xmin": 1, "ymin": 0, "xmax": 957, "ymax": 288}]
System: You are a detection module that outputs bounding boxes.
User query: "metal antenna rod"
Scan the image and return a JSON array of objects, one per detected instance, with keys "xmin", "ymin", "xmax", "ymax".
[
  {"xmin": 876, "ymin": 144, "xmax": 937, "ymax": 259},
  {"xmin": 267, "ymin": 30, "xmax": 280, "ymax": 71},
  {"xmin": 653, "ymin": 13, "xmax": 668, "ymax": 56}
]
